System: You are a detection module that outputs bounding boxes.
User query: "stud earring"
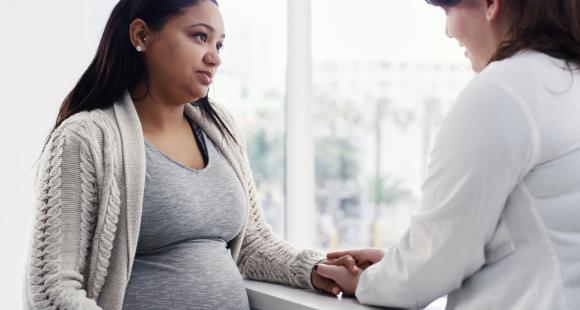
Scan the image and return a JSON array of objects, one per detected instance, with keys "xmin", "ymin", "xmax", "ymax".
[{"xmin": 136, "ymin": 46, "xmax": 143, "ymax": 52}]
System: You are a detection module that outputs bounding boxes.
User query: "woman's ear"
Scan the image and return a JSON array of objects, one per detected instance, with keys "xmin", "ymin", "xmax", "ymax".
[
  {"xmin": 129, "ymin": 18, "xmax": 151, "ymax": 52},
  {"xmin": 485, "ymin": 0, "xmax": 501, "ymax": 21}
]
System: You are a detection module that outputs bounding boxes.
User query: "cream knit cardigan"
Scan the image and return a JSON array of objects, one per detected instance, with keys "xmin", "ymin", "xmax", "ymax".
[{"xmin": 25, "ymin": 92, "xmax": 324, "ymax": 309}]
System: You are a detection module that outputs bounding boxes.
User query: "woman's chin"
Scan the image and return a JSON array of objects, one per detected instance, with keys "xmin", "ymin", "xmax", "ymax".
[
  {"xmin": 468, "ymin": 58, "xmax": 483, "ymax": 73},
  {"xmin": 185, "ymin": 87, "xmax": 209, "ymax": 103}
]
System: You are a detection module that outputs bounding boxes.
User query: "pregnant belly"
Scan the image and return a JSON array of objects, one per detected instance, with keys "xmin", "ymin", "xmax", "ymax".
[{"xmin": 123, "ymin": 240, "xmax": 249, "ymax": 310}]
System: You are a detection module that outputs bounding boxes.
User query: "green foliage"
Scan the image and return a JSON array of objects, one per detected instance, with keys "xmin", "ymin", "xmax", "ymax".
[{"xmin": 314, "ymin": 136, "xmax": 359, "ymax": 185}]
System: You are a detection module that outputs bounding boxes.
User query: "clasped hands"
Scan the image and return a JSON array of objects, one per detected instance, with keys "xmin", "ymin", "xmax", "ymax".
[{"xmin": 311, "ymin": 248, "xmax": 384, "ymax": 296}]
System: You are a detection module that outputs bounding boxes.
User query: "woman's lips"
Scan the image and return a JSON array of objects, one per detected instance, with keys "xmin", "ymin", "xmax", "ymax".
[{"xmin": 197, "ymin": 71, "xmax": 213, "ymax": 85}]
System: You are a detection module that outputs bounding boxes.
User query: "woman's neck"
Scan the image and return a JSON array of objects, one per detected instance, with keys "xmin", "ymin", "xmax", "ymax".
[{"xmin": 130, "ymin": 83, "xmax": 189, "ymax": 135}]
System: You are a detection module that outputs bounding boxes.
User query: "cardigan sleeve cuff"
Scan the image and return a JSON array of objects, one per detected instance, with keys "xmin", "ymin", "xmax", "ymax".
[{"xmin": 290, "ymin": 249, "xmax": 326, "ymax": 289}]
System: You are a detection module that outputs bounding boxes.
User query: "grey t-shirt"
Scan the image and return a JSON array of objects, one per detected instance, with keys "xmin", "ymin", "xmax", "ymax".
[{"xmin": 122, "ymin": 127, "xmax": 249, "ymax": 310}]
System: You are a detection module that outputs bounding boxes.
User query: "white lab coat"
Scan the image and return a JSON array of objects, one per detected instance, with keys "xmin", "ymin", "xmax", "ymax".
[{"xmin": 356, "ymin": 51, "xmax": 580, "ymax": 309}]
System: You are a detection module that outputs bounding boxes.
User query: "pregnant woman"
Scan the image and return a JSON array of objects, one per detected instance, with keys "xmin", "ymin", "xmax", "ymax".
[{"xmin": 24, "ymin": 1, "xmax": 336, "ymax": 309}]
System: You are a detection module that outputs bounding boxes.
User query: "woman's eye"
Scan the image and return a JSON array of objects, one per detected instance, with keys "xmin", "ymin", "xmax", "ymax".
[
  {"xmin": 192, "ymin": 32, "xmax": 208, "ymax": 42},
  {"xmin": 216, "ymin": 42, "xmax": 224, "ymax": 52}
]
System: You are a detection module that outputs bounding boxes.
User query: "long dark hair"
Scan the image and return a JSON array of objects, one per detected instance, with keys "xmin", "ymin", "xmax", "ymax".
[
  {"xmin": 426, "ymin": 0, "xmax": 580, "ymax": 67},
  {"xmin": 51, "ymin": 0, "xmax": 235, "ymax": 140}
]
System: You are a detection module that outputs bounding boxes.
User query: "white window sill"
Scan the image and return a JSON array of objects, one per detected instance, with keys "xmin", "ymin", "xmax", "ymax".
[
  {"xmin": 245, "ymin": 280, "xmax": 446, "ymax": 310},
  {"xmin": 245, "ymin": 280, "xmax": 375, "ymax": 309}
]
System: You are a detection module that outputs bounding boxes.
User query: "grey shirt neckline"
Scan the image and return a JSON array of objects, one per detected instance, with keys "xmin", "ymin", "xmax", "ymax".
[{"xmin": 143, "ymin": 138, "xmax": 212, "ymax": 174}]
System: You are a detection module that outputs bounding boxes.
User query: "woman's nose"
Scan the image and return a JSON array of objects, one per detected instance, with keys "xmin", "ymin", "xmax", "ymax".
[{"xmin": 204, "ymin": 50, "xmax": 221, "ymax": 67}]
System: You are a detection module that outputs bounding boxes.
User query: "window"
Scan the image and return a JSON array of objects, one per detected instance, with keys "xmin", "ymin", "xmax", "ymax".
[
  {"xmin": 310, "ymin": 0, "xmax": 473, "ymax": 250},
  {"xmin": 219, "ymin": 0, "xmax": 474, "ymax": 253}
]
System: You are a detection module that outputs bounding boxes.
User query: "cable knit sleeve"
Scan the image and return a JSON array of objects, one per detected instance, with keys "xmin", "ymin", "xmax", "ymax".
[
  {"xmin": 25, "ymin": 124, "xmax": 104, "ymax": 310},
  {"xmin": 208, "ymin": 104, "xmax": 326, "ymax": 289},
  {"xmin": 236, "ymin": 162, "xmax": 325, "ymax": 289}
]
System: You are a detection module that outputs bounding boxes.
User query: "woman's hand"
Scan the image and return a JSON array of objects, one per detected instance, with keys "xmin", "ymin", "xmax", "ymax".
[
  {"xmin": 312, "ymin": 249, "xmax": 384, "ymax": 296},
  {"xmin": 315, "ymin": 263, "xmax": 362, "ymax": 296},
  {"xmin": 311, "ymin": 261, "xmax": 342, "ymax": 296},
  {"xmin": 326, "ymin": 248, "xmax": 385, "ymax": 271}
]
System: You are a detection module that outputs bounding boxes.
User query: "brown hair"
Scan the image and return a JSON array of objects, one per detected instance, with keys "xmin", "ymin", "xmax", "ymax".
[
  {"xmin": 491, "ymin": 0, "xmax": 580, "ymax": 67},
  {"xmin": 426, "ymin": 0, "xmax": 580, "ymax": 67}
]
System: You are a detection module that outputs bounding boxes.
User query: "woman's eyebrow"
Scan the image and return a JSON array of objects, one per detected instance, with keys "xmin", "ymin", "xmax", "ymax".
[{"xmin": 187, "ymin": 23, "xmax": 226, "ymax": 38}]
